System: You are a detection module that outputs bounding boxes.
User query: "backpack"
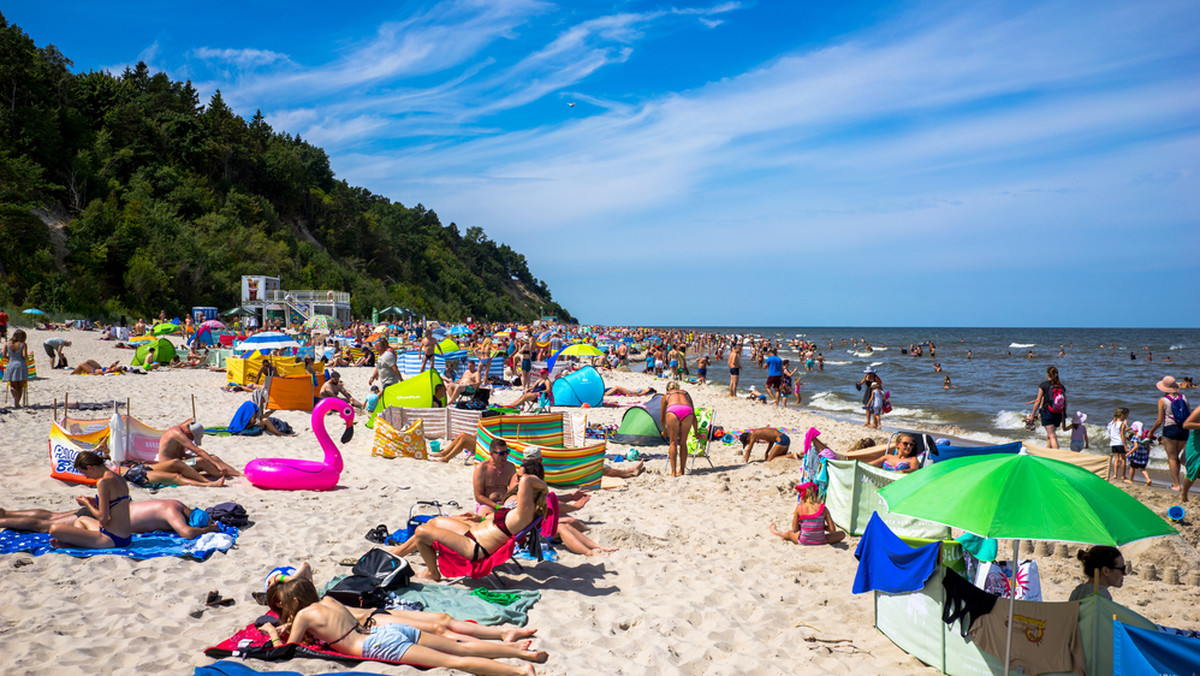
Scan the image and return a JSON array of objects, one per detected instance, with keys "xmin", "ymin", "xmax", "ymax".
[
  {"xmin": 326, "ymin": 548, "xmax": 412, "ymax": 608},
  {"xmin": 1169, "ymin": 395, "xmax": 1191, "ymax": 427},
  {"xmin": 1047, "ymin": 384, "xmax": 1066, "ymax": 413}
]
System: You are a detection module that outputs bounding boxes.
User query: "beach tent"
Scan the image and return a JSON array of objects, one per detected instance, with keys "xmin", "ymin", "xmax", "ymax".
[
  {"xmin": 551, "ymin": 366, "xmax": 604, "ymax": 407},
  {"xmin": 132, "ymin": 337, "xmax": 176, "ymax": 366},
  {"xmin": 381, "ymin": 369, "xmax": 445, "ymax": 410},
  {"xmin": 609, "ymin": 394, "xmax": 666, "ymax": 445}
]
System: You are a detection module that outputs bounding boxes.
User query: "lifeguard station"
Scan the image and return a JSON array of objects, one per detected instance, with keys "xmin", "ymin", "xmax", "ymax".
[{"xmin": 239, "ymin": 275, "xmax": 351, "ymax": 327}]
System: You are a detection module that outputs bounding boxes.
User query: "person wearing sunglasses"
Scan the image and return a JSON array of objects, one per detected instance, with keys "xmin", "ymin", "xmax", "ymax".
[
  {"xmin": 1068, "ymin": 546, "xmax": 1125, "ymax": 601},
  {"xmin": 472, "ymin": 439, "xmax": 517, "ymax": 517},
  {"xmin": 865, "ymin": 434, "xmax": 921, "ymax": 473}
]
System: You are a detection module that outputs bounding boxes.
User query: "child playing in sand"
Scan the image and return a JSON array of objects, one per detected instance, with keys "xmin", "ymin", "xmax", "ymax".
[
  {"xmin": 1107, "ymin": 408, "xmax": 1129, "ymax": 482},
  {"xmin": 768, "ymin": 482, "xmax": 846, "ymax": 546}
]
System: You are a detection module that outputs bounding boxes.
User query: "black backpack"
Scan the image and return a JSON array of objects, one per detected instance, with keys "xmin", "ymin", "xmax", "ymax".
[{"xmin": 326, "ymin": 548, "xmax": 412, "ymax": 608}]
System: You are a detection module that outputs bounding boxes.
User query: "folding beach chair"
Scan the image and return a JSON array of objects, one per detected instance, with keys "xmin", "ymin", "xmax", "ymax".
[
  {"xmin": 687, "ymin": 407, "xmax": 715, "ymax": 472},
  {"xmin": 888, "ymin": 430, "xmax": 937, "ymax": 469},
  {"xmin": 431, "ymin": 506, "xmax": 554, "ymax": 588}
]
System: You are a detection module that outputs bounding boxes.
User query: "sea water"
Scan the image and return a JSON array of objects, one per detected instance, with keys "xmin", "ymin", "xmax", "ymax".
[{"xmin": 674, "ymin": 327, "xmax": 1199, "ymax": 470}]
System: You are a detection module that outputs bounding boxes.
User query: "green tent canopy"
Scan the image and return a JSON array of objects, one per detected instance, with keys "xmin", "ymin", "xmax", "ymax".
[
  {"xmin": 132, "ymin": 337, "xmax": 177, "ymax": 366},
  {"xmin": 380, "ymin": 369, "xmax": 446, "ymax": 410},
  {"xmin": 609, "ymin": 394, "xmax": 667, "ymax": 445}
]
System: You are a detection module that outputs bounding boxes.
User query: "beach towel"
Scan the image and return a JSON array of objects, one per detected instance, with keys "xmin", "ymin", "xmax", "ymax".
[
  {"xmin": 852, "ymin": 512, "xmax": 941, "ymax": 595},
  {"xmin": 195, "ymin": 660, "xmax": 394, "ymax": 676},
  {"xmin": 228, "ymin": 400, "xmax": 258, "ymax": 435},
  {"xmin": 0, "ymin": 523, "xmax": 238, "ymax": 560},
  {"xmin": 1113, "ymin": 621, "xmax": 1200, "ymax": 676}
]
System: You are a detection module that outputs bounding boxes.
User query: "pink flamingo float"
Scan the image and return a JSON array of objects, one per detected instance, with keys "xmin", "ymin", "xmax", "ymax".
[{"xmin": 244, "ymin": 397, "xmax": 355, "ymax": 490}]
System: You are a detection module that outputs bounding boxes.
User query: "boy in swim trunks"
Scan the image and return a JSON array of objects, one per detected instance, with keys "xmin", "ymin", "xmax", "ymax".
[{"xmin": 738, "ymin": 428, "xmax": 794, "ymax": 462}]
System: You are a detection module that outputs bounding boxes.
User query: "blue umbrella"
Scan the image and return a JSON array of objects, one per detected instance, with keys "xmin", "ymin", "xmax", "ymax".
[
  {"xmin": 448, "ymin": 325, "xmax": 473, "ymax": 336},
  {"xmin": 22, "ymin": 308, "xmax": 45, "ymax": 315}
]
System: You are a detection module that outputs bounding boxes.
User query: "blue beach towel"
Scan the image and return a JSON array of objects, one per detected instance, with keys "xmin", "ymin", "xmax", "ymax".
[
  {"xmin": 1113, "ymin": 620, "xmax": 1200, "ymax": 676},
  {"xmin": 228, "ymin": 400, "xmax": 258, "ymax": 435},
  {"xmin": 0, "ymin": 522, "xmax": 238, "ymax": 560},
  {"xmin": 852, "ymin": 512, "xmax": 941, "ymax": 594}
]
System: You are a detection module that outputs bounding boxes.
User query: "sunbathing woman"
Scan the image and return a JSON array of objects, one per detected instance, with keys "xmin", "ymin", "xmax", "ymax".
[
  {"xmin": 866, "ymin": 434, "xmax": 921, "ymax": 473},
  {"xmin": 661, "ymin": 381, "xmax": 699, "ymax": 477},
  {"xmin": 263, "ymin": 563, "xmax": 538, "ymax": 644},
  {"xmin": 263, "ymin": 578, "xmax": 545, "ymax": 675},
  {"xmin": 508, "ymin": 370, "xmax": 551, "ymax": 408},
  {"xmin": 603, "ymin": 385, "xmax": 656, "ymax": 397},
  {"xmin": 48, "ymin": 451, "xmax": 133, "ymax": 548},
  {"xmin": 430, "ymin": 432, "xmax": 477, "ymax": 462},
  {"xmin": 769, "ymin": 481, "xmax": 846, "ymax": 545},
  {"xmin": 390, "ymin": 474, "xmax": 549, "ymax": 582}
]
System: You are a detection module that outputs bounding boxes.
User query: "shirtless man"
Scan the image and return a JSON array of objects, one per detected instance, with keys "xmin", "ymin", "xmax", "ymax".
[
  {"xmin": 158, "ymin": 420, "xmax": 241, "ymax": 478},
  {"xmin": 318, "ymin": 371, "xmax": 364, "ymax": 409},
  {"xmin": 472, "ymin": 439, "xmax": 516, "ymax": 516},
  {"xmin": 0, "ymin": 498, "xmax": 220, "ymax": 538},
  {"xmin": 420, "ymin": 334, "xmax": 438, "ymax": 372},
  {"xmin": 446, "ymin": 361, "xmax": 482, "ymax": 401},
  {"xmin": 727, "ymin": 341, "xmax": 742, "ymax": 397}
]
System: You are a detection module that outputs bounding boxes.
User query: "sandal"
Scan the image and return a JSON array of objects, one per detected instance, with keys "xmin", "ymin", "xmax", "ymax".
[
  {"xmin": 365, "ymin": 524, "xmax": 389, "ymax": 544},
  {"xmin": 205, "ymin": 590, "xmax": 235, "ymax": 607},
  {"xmin": 338, "ymin": 557, "xmax": 358, "ymax": 566}
]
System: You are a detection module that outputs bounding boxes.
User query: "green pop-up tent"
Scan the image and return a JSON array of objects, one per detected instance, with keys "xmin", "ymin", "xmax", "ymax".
[
  {"xmin": 131, "ymin": 337, "xmax": 176, "ymax": 366},
  {"xmin": 380, "ymin": 369, "xmax": 446, "ymax": 410}
]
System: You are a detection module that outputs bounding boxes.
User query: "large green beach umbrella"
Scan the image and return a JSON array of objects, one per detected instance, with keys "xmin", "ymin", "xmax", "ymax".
[
  {"xmin": 152, "ymin": 322, "xmax": 180, "ymax": 336},
  {"xmin": 878, "ymin": 452, "xmax": 1176, "ymax": 673},
  {"xmin": 877, "ymin": 453, "xmax": 1175, "ymax": 547}
]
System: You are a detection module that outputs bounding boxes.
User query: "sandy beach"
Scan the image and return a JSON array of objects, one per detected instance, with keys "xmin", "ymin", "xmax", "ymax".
[{"xmin": 1, "ymin": 328, "xmax": 1198, "ymax": 675}]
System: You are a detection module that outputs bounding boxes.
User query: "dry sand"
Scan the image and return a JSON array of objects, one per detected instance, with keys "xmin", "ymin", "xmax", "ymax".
[{"xmin": 1, "ymin": 328, "xmax": 1198, "ymax": 675}]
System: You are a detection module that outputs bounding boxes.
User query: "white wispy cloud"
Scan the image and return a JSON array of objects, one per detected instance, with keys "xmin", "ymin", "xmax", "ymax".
[{"xmin": 192, "ymin": 47, "xmax": 290, "ymax": 69}]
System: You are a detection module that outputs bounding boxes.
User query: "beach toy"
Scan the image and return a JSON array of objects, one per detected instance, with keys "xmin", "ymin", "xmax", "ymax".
[
  {"xmin": 723, "ymin": 433, "xmax": 735, "ymax": 444},
  {"xmin": 244, "ymin": 397, "xmax": 354, "ymax": 491},
  {"xmin": 581, "ymin": 403, "xmax": 590, "ymax": 409},
  {"xmin": 430, "ymin": 440, "xmax": 441, "ymax": 454},
  {"xmin": 1168, "ymin": 505, "xmax": 1185, "ymax": 522},
  {"xmin": 626, "ymin": 449, "xmax": 640, "ymax": 461}
]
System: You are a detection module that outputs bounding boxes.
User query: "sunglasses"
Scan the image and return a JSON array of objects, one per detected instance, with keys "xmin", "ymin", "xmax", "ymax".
[
  {"xmin": 1110, "ymin": 565, "xmax": 1127, "ymax": 573},
  {"xmin": 898, "ymin": 442, "xmax": 914, "ymax": 447}
]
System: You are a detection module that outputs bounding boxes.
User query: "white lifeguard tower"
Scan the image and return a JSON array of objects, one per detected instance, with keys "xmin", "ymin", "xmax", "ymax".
[{"xmin": 240, "ymin": 275, "xmax": 351, "ymax": 326}]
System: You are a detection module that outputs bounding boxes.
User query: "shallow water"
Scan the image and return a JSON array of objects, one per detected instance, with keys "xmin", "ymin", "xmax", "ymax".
[{"xmin": 676, "ymin": 327, "xmax": 1199, "ymax": 469}]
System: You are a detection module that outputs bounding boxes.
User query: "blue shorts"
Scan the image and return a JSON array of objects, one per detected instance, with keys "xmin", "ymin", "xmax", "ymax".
[
  {"xmin": 778, "ymin": 433, "xmax": 790, "ymax": 447},
  {"xmin": 362, "ymin": 623, "xmax": 420, "ymax": 662}
]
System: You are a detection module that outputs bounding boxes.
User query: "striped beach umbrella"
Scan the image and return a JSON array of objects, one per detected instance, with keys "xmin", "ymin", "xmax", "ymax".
[{"xmin": 235, "ymin": 331, "xmax": 300, "ymax": 354}]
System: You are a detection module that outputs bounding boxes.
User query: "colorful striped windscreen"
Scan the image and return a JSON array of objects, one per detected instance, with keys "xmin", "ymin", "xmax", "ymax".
[{"xmin": 475, "ymin": 413, "xmax": 605, "ymax": 489}]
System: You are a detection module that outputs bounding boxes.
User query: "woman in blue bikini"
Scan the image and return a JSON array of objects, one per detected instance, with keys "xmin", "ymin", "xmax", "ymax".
[
  {"xmin": 866, "ymin": 434, "xmax": 921, "ymax": 473},
  {"xmin": 48, "ymin": 451, "xmax": 133, "ymax": 548}
]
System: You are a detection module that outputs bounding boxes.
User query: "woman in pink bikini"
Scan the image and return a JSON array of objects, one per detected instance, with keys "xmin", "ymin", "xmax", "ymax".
[{"xmin": 661, "ymin": 381, "xmax": 698, "ymax": 477}]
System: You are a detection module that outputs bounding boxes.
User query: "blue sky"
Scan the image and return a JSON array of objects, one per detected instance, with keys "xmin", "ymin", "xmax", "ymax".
[{"xmin": 8, "ymin": 1, "xmax": 1200, "ymax": 327}]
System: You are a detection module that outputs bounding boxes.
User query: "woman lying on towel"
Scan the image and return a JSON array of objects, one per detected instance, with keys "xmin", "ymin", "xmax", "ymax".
[
  {"xmin": 603, "ymin": 385, "xmax": 656, "ymax": 397},
  {"xmin": 263, "ymin": 577, "xmax": 546, "ymax": 675},
  {"xmin": 71, "ymin": 359, "xmax": 129, "ymax": 375},
  {"xmin": 263, "ymin": 563, "xmax": 539, "ymax": 643},
  {"xmin": 768, "ymin": 481, "xmax": 846, "ymax": 546},
  {"xmin": 390, "ymin": 474, "xmax": 550, "ymax": 581},
  {"xmin": 0, "ymin": 498, "xmax": 218, "ymax": 539}
]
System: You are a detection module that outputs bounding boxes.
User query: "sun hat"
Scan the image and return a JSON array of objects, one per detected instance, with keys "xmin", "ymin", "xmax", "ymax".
[
  {"xmin": 1130, "ymin": 421, "xmax": 1144, "ymax": 436},
  {"xmin": 863, "ymin": 366, "xmax": 876, "ymax": 374},
  {"xmin": 1156, "ymin": 376, "xmax": 1180, "ymax": 393},
  {"xmin": 188, "ymin": 422, "xmax": 205, "ymax": 445},
  {"xmin": 1073, "ymin": 411, "xmax": 1087, "ymax": 424}
]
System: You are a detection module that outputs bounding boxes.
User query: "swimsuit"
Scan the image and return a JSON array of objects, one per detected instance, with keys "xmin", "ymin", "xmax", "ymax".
[
  {"xmin": 882, "ymin": 460, "xmax": 911, "ymax": 472},
  {"xmin": 796, "ymin": 505, "xmax": 827, "ymax": 545},
  {"xmin": 492, "ymin": 507, "xmax": 515, "ymax": 537},
  {"xmin": 666, "ymin": 403, "xmax": 694, "ymax": 420},
  {"xmin": 100, "ymin": 527, "xmax": 132, "ymax": 548},
  {"xmin": 777, "ymin": 433, "xmax": 790, "ymax": 447},
  {"xmin": 361, "ymin": 622, "xmax": 421, "ymax": 663}
]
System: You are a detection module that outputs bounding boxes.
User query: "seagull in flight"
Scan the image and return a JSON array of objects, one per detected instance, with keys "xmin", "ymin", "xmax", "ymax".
[{"xmin": 568, "ymin": 102, "xmax": 576, "ymax": 107}]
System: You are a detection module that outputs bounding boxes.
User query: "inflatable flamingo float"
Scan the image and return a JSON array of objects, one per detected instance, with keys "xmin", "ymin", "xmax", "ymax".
[{"xmin": 244, "ymin": 398, "xmax": 355, "ymax": 491}]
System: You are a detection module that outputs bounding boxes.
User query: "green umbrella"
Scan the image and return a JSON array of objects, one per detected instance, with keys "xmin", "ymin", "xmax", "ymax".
[
  {"xmin": 560, "ymin": 343, "xmax": 604, "ymax": 357},
  {"xmin": 877, "ymin": 453, "xmax": 1175, "ymax": 547},
  {"xmin": 379, "ymin": 306, "xmax": 409, "ymax": 318},
  {"xmin": 152, "ymin": 322, "xmax": 180, "ymax": 336},
  {"xmin": 878, "ymin": 453, "xmax": 1176, "ymax": 673}
]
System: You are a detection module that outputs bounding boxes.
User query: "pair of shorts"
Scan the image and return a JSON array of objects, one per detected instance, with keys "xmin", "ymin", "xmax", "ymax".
[
  {"xmin": 1162, "ymin": 425, "xmax": 1189, "ymax": 442},
  {"xmin": 1110, "ymin": 445, "xmax": 1126, "ymax": 455},
  {"xmin": 729, "ymin": 367, "xmax": 740, "ymax": 376},
  {"xmin": 1039, "ymin": 411, "xmax": 1063, "ymax": 427},
  {"xmin": 1069, "ymin": 440, "xmax": 1085, "ymax": 452},
  {"xmin": 361, "ymin": 622, "xmax": 420, "ymax": 662},
  {"xmin": 697, "ymin": 368, "xmax": 707, "ymax": 378},
  {"xmin": 766, "ymin": 375, "xmax": 782, "ymax": 388},
  {"xmin": 777, "ymin": 433, "xmax": 790, "ymax": 447}
]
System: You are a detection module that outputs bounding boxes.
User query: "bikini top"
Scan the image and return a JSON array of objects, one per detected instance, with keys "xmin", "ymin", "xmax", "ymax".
[
  {"xmin": 103, "ymin": 494, "xmax": 131, "ymax": 508},
  {"xmin": 882, "ymin": 460, "xmax": 911, "ymax": 472},
  {"xmin": 493, "ymin": 507, "xmax": 515, "ymax": 537}
]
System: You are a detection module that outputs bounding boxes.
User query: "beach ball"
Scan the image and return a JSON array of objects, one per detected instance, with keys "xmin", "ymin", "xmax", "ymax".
[{"xmin": 626, "ymin": 449, "xmax": 640, "ymax": 461}]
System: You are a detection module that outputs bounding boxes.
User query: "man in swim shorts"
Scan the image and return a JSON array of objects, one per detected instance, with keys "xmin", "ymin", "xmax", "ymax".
[
  {"xmin": 0, "ymin": 498, "xmax": 219, "ymax": 538},
  {"xmin": 472, "ymin": 439, "xmax": 516, "ymax": 516},
  {"xmin": 739, "ymin": 428, "xmax": 793, "ymax": 462},
  {"xmin": 728, "ymin": 342, "xmax": 742, "ymax": 397},
  {"xmin": 158, "ymin": 419, "xmax": 241, "ymax": 478},
  {"xmin": 764, "ymin": 348, "xmax": 783, "ymax": 405}
]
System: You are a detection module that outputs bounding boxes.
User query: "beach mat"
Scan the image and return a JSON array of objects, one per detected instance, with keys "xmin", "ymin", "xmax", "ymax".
[
  {"xmin": 196, "ymin": 661, "xmax": 394, "ymax": 676},
  {"xmin": 0, "ymin": 524, "xmax": 237, "ymax": 560},
  {"xmin": 317, "ymin": 577, "xmax": 540, "ymax": 626},
  {"xmin": 204, "ymin": 618, "xmax": 432, "ymax": 670}
]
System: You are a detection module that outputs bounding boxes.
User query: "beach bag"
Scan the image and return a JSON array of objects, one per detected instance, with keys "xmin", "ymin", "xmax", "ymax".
[
  {"xmin": 1047, "ymin": 385, "xmax": 1066, "ymax": 413},
  {"xmin": 1169, "ymin": 395, "xmax": 1191, "ymax": 427},
  {"xmin": 352, "ymin": 547, "xmax": 413, "ymax": 589},
  {"xmin": 882, "ymin": 391, "xmax": 893, "ymax": 414},
  {"xmin": 325, "ymin": 575, "xmax": 390, "ymax": 608}
]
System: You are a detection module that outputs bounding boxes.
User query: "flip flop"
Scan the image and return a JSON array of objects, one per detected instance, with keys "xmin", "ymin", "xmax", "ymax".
[
  {"xmin": 205, "ymin": 590, "xmax": 235, "ymax": 607},
  {"xmin": 804, "ymin": 427, "xmax": 821, "ymax": 453},
  {"xmin": 365, "ymin": 524, "xmax": 389, "ymax": 544},
  {"xmin": 339, "ymin": 557, "xmax": 358, "ymax": 566}
]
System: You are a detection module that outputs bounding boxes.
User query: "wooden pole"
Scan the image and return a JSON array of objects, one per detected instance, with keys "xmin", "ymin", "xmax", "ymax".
[
  {"xmin": 63, "ymin": 392, "xmax": 69, "ymax": 422},
  {"xmin": 53, "ymin": 397, "xmax": 57, "ymax": 420},
  {"xmin": 191, "ymin": 394, "xmax": 196, "ymax": 423}
]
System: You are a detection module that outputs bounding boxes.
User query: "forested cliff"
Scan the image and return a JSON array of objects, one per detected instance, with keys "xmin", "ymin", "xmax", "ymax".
[{"xmin": 0, "ymin": 14, "xmax": 573, "ymax": 322}]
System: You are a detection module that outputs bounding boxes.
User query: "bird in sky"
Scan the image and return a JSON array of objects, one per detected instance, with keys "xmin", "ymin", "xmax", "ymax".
[{"xmin": 568, "ymin": 102, "xmax": 576, "ymax": 107}]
